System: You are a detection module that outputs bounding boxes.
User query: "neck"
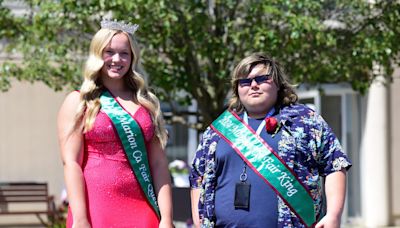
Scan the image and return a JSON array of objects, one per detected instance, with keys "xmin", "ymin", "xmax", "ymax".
[
  {"xmin": 103, "ymin": 81, "xmax": 125, "ymax": 91},
  {"xmin": 101, "ymin": 73, "xmax": 127, "ymax": 90},
  {"xmin": 247, "ymin": 112, "xmax": 267, "ymax": 119},
  {"xmin": 103, "ymin": 82, "xmax": 133, "ymax": 100},
  {"xmin": 246, "ymin": 106, "xmax": 275, "ymax": 119}
]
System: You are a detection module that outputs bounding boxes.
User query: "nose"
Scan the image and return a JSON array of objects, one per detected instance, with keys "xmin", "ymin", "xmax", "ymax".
[
  {"xmin": 250, "ymin": 78, "xmax": 259, "ymax": 87},
  {"xmin": 112, "ymin": 53, "xmax": 120, "ymax": 62}
]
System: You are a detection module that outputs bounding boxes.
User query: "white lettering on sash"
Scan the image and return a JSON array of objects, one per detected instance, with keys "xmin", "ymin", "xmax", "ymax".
[
  {"xmin": 266, "ymin": 163, "xmax": 280, "ymax": 173},
  {"xmin": 139, "ymin": 163, "xmax": 150, "ymax": 182},
  {"xmin": 263, "ymin": 156, "xmax": 282, "ymax": 174},
  {"xmin": 148, "ymin": 184, "xmax": 157, "ymax": 204},
  {"xmin": 132, "ymin": 150, "xmax": 142, "ymax": 163},
  {"xmin": 118, "ymin": 116, "xmax": 139, "ymax": 150},
  {"xmin": 264, "ymin": 156, "xmax": 298, "ymax": 197},
  {"xmin": 117, "ymin": 115, "xmax": 143, "ymax": 163},
  {"xmin": 220, "ymin": 115, "xmax": 247, "ymax": 138},
  {"xmin": 277, "ymin": 172, "xmax": 298, "ymax": 197}
]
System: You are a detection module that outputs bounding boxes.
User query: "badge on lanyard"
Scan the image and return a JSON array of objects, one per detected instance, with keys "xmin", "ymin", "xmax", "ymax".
[{"xmin": 234, "ymin": 165, "xmax": 251, "ymax": 209}]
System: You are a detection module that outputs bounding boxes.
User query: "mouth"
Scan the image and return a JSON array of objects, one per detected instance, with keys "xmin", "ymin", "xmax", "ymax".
[
  {"xmin": 108, "ymin": 65, "xmax": 123, "ymax": 71},
  {"xmin": 249, "ymin": 92, "xmax": 262, "ymax": 97}
]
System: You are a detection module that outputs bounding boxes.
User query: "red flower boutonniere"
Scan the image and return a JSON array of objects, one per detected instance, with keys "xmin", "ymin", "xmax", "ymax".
[{"xmin": 265, "ymin": 117, "xmax": 280, "ymax": 135}]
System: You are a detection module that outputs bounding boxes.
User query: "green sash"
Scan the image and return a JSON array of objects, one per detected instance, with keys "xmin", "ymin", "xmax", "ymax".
[
  {"xmin": 211, "ymin": 110, "xmax": 316, "ymax": 227},
  {"xmin": 100, "ymin": 91, "xmax": 160, "ymax": 217}
]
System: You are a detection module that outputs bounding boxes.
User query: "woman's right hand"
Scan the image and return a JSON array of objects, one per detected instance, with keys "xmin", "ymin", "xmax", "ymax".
[{"xmin": 72, "ymin": 218, "xmax": 91, "ymax": 228}]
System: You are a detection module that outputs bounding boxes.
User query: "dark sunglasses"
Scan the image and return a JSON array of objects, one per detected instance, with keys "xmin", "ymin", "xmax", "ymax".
[{"xmin": 238, "ymin": 74, "xmax": 272, "ymax": 87}]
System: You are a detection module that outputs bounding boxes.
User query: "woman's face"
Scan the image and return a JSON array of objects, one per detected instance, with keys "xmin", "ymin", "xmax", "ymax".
[
  {"xmin": 101, "ymin": 33, "xmax": 132, "ymax": 80},
  {"xmin": 237, "ymin": 64, "xmax": 278, "ymax": 118}
]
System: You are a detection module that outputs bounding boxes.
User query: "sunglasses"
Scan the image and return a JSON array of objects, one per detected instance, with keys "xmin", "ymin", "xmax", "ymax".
[{"xmin": 238, "ymin": 74, "xmax": 272, "ymax": 87}]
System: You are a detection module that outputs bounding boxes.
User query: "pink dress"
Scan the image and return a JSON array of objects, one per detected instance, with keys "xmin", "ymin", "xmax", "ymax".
[{"xmin": 66, "ymin": 107, "xmax": 159, "ymax": 228}]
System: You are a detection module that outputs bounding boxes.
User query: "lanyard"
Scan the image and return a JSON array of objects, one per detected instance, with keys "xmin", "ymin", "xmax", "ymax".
[
  {"xmin": 240, "ymin": 108, "xmax": 275, "ymax": 182},
  {"xmin": 243, "ymin": 108, "xmax": 275, "ymax": 135}
]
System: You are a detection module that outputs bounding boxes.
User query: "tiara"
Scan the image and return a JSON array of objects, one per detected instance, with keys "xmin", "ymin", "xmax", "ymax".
[{"xmin": 100, "ymin": 19, "xmax": 139, "ymax": 35}]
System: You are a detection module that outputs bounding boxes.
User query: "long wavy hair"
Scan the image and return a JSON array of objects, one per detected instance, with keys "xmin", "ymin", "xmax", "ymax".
[
  {"xmin": 74, "ymin": 28, "xmax": 168, "ymax": 148},
  {"xmin": 228, "ymin": 52, "xmax": 298, "ymax": 114}
]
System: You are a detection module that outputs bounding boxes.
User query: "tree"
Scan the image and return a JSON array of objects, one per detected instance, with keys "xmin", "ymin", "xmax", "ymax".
[{"xmin": 1, "ymin": 0, "xmax": 399, "ymax": 129}]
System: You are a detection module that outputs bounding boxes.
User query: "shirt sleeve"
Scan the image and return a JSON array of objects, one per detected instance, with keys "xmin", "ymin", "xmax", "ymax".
[
  {"xmin": 314, "ymin": 113, "xmax": 352, "ymax": 177},
  {"xmin": 189, "ymin": 128, "xmax": 210, "ymax": 189}
]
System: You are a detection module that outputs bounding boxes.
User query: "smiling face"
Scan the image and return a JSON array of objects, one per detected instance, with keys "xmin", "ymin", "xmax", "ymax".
[
  {"xmin": 237, "ymin": 63, "xmax": 279, "ymax": 118},
  {"xmin": 100, "ymin": 33, "xmax": 132, "ymax": 81}
]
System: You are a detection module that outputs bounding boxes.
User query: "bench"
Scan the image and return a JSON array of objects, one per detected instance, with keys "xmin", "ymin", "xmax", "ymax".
[{"xmin": 0, "ymin": 182, "xmax": 56, "ymax": 226}]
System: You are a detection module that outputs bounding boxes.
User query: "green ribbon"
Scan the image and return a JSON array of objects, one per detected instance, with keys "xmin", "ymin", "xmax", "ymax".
[
  {"xmin": 211, "ymin": 110, "xmax": 316, "ymax": 227},
  {"xmin": 100, "ymin": 91, "xmax": 160, "ymax": 217}
]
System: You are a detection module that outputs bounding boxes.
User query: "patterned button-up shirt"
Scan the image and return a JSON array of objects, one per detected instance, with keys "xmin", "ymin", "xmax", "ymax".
[{"xmin": 189, "ymin": 104, "xmax": 352, "ymax": 227}]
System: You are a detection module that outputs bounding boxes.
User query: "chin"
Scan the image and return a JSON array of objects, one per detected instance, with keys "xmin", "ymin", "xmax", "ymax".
[
  {"xmin": 107, "ymin": 73, "xmax": 125, "ymax": 79},
  {"xmin": 250, "ymin": 101, "xmax": 268, "ymax": 107}
]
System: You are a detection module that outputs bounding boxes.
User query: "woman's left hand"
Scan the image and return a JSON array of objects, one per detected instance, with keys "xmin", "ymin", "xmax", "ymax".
[{"xmin": 159, "ymin": 218, "xmax": 174, "ymax": 228}]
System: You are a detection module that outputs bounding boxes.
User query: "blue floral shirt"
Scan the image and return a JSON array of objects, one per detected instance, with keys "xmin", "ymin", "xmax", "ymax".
[{"xmin": 189, "ymin": 104, "xmax": 352, "ymax": 227}]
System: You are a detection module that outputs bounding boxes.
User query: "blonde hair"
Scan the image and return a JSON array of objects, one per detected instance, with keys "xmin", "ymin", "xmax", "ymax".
[
  {"xmin": 228, "ymin": 52, "xmax": 298, "ymax": 113},
  {"xmin": 74, "ymin": 28, "xmax": 168, "ymax": 148}
]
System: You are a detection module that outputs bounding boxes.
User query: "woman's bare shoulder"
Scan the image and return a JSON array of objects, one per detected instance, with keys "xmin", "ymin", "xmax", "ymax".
[
  {"xmin": 63, "ymin": 91, "xmax": 81, "ymax": 106},
  {"xmin": 58, "ymin": 91, "xmax": 81, "ymax": 116}
]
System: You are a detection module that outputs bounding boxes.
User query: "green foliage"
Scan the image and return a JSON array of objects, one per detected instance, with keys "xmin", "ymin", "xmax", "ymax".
[{"xmin": 1, "ymin": 0, "xmax": 399, "ymax": 128}]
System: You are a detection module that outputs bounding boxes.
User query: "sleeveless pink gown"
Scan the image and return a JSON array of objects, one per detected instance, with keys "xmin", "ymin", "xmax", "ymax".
[{"xmin": 66, "ymin": 107, "xmax": 159, "ymax": 228}]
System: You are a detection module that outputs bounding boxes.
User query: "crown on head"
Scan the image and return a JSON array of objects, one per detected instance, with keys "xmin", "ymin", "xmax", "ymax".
[{"xmin": 100, "ymin": 19, "xmax": 139, "ymax": 35}]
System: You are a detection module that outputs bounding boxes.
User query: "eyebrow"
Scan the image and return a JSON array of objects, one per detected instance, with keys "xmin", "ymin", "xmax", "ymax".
[{"xmin": 103, "ymin": 47, "xmax": 131, "ymax": 52}]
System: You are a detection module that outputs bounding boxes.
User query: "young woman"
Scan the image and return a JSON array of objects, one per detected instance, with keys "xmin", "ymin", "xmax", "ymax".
[{"xmin": 57, "ymin": 19, "xmax": 173, "ymax": 228}]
